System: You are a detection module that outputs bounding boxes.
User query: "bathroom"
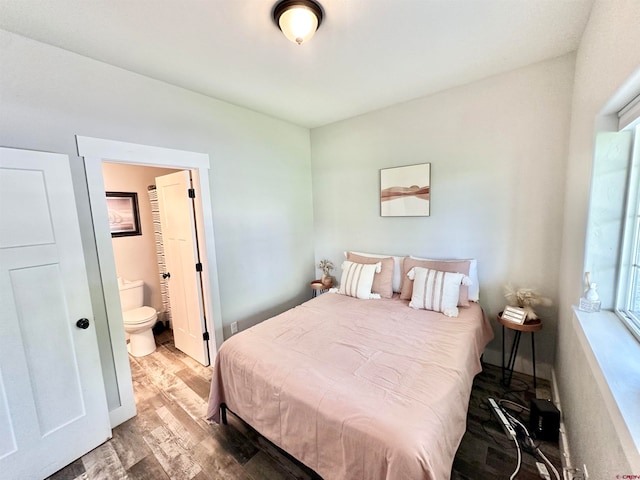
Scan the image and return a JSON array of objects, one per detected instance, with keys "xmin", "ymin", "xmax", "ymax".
[{"xmin": 102, "ymin": 162, "xmax": 184, "ymax": 358}]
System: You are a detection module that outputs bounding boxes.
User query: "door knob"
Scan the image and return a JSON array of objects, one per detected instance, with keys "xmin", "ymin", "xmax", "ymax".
[
  {"xmin": 76, "ymin": 318, "xmax": 90, "ymax": 329},
  {"xmin": 162, "ymin": 272, "xmax": 171, "ymax": 279}
]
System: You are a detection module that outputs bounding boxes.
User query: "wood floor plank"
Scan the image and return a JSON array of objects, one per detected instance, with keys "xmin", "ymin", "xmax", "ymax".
[
  {"xmin": 252, "ymin": 436, "xmax": 320, "ymax": 480},
  {"xmin": 162, "ymin": 342, "xmax": 213, "ymax": 381},
  {"xmin": 191, "ymin": 436, "xmax": 253, "ymax": 480},
  {"xmin": 133, "ymin": 352, "xmax": 184, "ymax": 390},
  {"xmin": 244, "ymin": 451, "xmax": 299, "ymax": 480},
  {"xmin": 110, "ymin": 417, "xmax": 152, "ymax": 470},
  {"xmin": 157, "ymin": 405, "xmax": 201, "ymax": 450},
  {"xmin": 162, "ymin": 381, "xmax": 209, "ymax": 426},
  {"xmin": 81, "ymin": 442, "xmax": 128, "ymax": 480},
  {"xmin": 209, "ymin": 416, "xmax": 260, "ymax": 466},
  {"xmin": 175, "ymin": 367, "xmax": 212, "ymax": 400},
  {"xmin": 156, "ymin": 395, "xmax": 209, "ymax": 444},
  {"xmin": 143, "ymin": 424, "xmax": 203, "ymax": 480},
  {"xmin": 153, "ymin": 345, "xmax": 193, "ymax": 375},
  {"xmin": 133, "ymin": 393, "xmax": 167, "ymax": 435},
  {"xmin": 46, "ymin": 458, "xmax": 86, "ymax": 480},
  {"xmin": 127, "ymin": 454, "xmax": 171, "ymax": 480}
]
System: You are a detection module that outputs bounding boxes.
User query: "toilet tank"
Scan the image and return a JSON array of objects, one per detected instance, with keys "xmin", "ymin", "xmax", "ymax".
[{"xmin": 117, "ymin": 278, "xmax": 144, "ymax": 311}]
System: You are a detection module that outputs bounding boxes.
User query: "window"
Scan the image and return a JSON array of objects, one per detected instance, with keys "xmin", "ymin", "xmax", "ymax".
[{"xmin": 616, "ymin": 113, "xmax": 640, "ymax": 342}]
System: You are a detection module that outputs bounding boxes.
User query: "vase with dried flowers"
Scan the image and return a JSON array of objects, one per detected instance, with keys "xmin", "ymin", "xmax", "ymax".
[
  {"xmin": 317, "ymin": 259, "xmax": 334, "ymax": 287},
  {"xmin": 504, "ymin": 284, "xmax": 552, "ymax": 320}
]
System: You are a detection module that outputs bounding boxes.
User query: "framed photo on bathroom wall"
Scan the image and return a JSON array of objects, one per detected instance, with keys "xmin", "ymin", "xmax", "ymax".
[{"xmin": 106, "ymin": 191, "xmax": 142, "ymax": 237}]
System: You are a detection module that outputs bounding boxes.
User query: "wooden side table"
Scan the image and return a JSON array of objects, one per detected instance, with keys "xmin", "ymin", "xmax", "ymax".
[
  {"xmin": 310, "ymin": 280, "xmax": 332, "ymax": 297},
  {"xmin": 497, "ymin": 313, "xmax": 543, "ymax": 390}
]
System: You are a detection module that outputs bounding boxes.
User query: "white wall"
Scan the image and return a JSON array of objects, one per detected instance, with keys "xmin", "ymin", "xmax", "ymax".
[
  {"xmin": 0, "ymin": 30, "xmax": 314, "ymax": 411},
  {"xmin": 102, "ymin": 163, "xmax": 180, "ymax": 317},
  {"xmin": 556, "ymin": 0, "xmax": 640, "ymax": 476},
  {"xmin": 310, "ymin": 55, "xmax": 576, "ymax": 378},
  {"xmin": 0, "ymin": 30, "xmax": 315, "ymax": 332}
]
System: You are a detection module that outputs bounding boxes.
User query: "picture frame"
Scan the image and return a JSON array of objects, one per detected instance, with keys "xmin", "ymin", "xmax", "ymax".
[
  {"xmin": 380, "ymin": 163, "xmax": 431, "ymax": 217},
  {"xmin": 501, "ymin": 306, "xmax": 527, "ymax": 325},
  {"xmin": 106, "ymin": 192, "xmax": 141, "ymax": 237}
]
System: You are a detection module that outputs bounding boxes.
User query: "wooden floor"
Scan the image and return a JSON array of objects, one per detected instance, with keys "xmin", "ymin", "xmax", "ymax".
[{"xmin": 48, "ymin": 330, "xmax": 562, "ymax": 480}]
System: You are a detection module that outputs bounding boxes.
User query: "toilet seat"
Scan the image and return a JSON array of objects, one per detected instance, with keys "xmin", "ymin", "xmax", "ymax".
[{"xmin": 123, "ymin": 306, "xmax": 157, "ymax": 325}]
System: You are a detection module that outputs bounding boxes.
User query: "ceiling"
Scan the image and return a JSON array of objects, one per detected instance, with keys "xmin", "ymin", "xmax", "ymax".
[{"xmin": 0, "ymin": 0, "xmax": 594, "ymax": 128}]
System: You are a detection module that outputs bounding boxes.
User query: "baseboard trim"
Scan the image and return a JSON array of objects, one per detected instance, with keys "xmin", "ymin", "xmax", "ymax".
[{"xmin": 551, "ymin": 367, "xmax": 573, "ymax": 471}]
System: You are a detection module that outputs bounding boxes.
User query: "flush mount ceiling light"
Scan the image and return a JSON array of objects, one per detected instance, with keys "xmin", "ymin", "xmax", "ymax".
[{"xmin": 273, "ymin": 0, "xmax": 324, "ymax": 45}]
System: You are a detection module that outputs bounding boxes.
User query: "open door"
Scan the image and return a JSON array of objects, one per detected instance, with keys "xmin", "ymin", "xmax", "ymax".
[
  {"xmin": 0, "ymin": 148, "xmax": 111, "ymax": 478},
  {"xmin": 156, "ymin": 170, "xmax": 210, "ymax": 366}
]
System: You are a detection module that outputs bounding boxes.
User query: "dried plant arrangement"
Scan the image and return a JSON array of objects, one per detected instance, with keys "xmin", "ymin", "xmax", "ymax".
[
  {"xmin": 504, "ymin": 284, "xmax": 552, "ymax": 320},
  {"xmin": 317, "ymin": 259, "xmax": 334, "ymax": 276},
  {"xmin": 317, "ymin": 259, "xmax": 334, "ymax": 286}
]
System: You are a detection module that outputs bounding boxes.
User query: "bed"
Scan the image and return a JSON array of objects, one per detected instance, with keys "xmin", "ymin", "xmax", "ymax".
[{"xmin": 206, "ymin": 269, "xmax": 494, "ymax": 480}]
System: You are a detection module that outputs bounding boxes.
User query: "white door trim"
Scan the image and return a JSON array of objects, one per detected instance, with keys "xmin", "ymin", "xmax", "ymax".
[{"xmin": 76, "ymin": 136, "xmax": 222, "ymax": 428}]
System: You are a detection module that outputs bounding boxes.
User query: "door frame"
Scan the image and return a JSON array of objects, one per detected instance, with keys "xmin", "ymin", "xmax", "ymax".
[{"xmin": 77, "ymin": 136, "xmax": 223, "ymax": 428}]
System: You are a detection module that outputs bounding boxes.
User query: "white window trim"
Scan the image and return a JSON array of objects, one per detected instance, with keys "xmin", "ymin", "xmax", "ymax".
[
  {"xmin": 619, "ymin": 94, "xmax": 640, "ymax": 130},
  {"xmin": 615, "ymin": 122, "xmax": 640, "ymax": 343}
]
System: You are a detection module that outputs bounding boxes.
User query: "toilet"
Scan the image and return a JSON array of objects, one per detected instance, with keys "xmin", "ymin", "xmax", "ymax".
[{"xmin": 118, "ymin": 277, "xmax": 158, "ymax": 357}]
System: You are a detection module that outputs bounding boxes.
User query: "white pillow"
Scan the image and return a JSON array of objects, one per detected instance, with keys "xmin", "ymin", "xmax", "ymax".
[
  {"xmin": 407, "ymin": 267, "xmax": 468, "ymax": 317},
  {"xmin": 339, "ymin": 260, "xmax": 382, "ymax": 300},
  {"xmin": 346, "ymin": 251, "xmax": 405, "ymax": 293},
  {"xmin": 410, "ymin": 256, "xmax": 479, "ymax": 301}
]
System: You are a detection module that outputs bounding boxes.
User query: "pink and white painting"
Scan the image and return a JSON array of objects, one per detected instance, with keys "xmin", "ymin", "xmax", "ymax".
[{"xmin": 380, "ymin": 163, "xmax": 430, "ymax": 217}]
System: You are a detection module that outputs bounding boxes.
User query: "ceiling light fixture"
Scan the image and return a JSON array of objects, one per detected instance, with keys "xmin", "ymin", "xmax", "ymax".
[{"xmin": 273, "ymin": 0, "xmax": 324, "ymax": 45}]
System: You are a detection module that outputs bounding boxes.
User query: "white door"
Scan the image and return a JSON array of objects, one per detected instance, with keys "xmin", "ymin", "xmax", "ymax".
[
  {"xmin": 156, "ymin": 171, "xmax": 210, "ymax": 366},
  {"xmin": 0, "ymin": 148, "xmax": 111, "ymax": 479}
]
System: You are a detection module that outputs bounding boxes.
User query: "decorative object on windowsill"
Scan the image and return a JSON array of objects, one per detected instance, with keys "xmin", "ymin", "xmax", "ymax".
[
  {"xmin": 318, "ymin": 259, "xmax": 334, "ymax": 286},
  {"xmin": 578, "ymin": 272, "xmax": 601, "ymax": 312},
  {"xmin": 504, "ymin": 284, "xmax": 552, "ymax": 321}
]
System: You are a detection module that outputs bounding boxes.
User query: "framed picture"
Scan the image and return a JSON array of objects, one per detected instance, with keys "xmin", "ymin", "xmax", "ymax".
[
  {"xmin": 380, "ymin": 163, "xmax": 431, "ymax": 217},
  {"xmin": 501, "ymin": 306, "xmax": 527, "ymax": 325},
  {"xmin": 106, "ymin": 192, "xmax": 141, "ymax": 237}
]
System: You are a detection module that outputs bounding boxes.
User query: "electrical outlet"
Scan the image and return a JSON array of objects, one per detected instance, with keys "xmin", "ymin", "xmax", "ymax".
[
  {"xmin": 231, "ymin": 321, "xmax": 238, "ymax": 335},
  {"xmin": 563, "ymin": 467, "xmax": 584, "ymax": 480}
]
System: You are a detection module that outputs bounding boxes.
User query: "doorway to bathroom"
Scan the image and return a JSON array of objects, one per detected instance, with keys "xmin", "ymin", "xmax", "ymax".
[
  {"xmin": 78, "ymin": 136, "xmax": 222, "ymax": 428},
  {"xmin": 102, "ymin": 163, "xmax": 210, "ymax": 362}
]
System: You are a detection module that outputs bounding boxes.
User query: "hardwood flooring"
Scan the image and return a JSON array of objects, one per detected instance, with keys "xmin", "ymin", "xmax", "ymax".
[{"xmin": 48, "ymin": 330, "xmax": 562, "ymax": 480}]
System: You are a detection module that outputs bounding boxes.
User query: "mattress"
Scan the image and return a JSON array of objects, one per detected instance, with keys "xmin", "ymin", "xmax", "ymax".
[{"xmin": 207, "ymin": 292, "xmax": 493, "ymax": 480}]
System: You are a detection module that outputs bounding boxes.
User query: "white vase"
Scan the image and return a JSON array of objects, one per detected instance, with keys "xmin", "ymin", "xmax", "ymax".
[{"xmin": 585, "ymin": 283, "xmax": 599, "ymax": 301}]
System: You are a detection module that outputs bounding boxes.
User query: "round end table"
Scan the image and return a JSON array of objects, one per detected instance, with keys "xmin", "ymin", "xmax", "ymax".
[
  {"xmin": 497, "ymin": 313, "xmax": 543, "ymax": 389},
  {"xmin": 311, "ymin": 280, "xmax": 332, "ymax": 297}
]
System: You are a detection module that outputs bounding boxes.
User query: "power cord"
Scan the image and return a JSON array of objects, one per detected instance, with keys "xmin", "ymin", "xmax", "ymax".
[
  {"xmin": 509, "ymin": 434, "xmax": 522, "ymax": 480},
  {"xmin": 503, "ymin": 408, "xmax": 561, "ymax": 480},
  {"xmin": 499, "ymin": 398, "xmax": 530, "ymax": 414}
]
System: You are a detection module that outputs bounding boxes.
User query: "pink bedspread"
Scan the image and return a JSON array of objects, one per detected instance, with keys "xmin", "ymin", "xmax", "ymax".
[{"xmin": 207, "ymin": 293, "xmax": 493, "ymax": 480}]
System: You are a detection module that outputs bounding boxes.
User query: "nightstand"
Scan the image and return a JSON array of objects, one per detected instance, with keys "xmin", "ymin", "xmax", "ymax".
[
  {"xmin": 310, "ymin": 280, "xmax": 331, "ymax": 298},
  {"xmin": 497, "ymin": 313, "xmax": 543, "ymax": 390}
]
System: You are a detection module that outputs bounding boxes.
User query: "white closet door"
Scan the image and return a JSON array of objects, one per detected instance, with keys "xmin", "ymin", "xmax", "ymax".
[{"xmin": 0, "ymin": 147, "xmax": 110, "ymax": 479}]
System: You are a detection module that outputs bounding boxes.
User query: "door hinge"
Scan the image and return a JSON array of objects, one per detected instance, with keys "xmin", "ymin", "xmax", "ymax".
[
  {"xmin": 188, "ymin": 188, "xmax": 196, "ymax": 198},
  {"xmin": 195, "ymin": 262, "xmax": 203, "ymax": 272},
  {"xmin": 203, "ymin": 331, "xmax": 210, "ymax": 341}
]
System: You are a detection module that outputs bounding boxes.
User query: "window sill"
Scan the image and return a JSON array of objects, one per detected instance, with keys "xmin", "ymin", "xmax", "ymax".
[{"xmin": 572, "ymin": 307, "xmax": 640, "ymax": 468}]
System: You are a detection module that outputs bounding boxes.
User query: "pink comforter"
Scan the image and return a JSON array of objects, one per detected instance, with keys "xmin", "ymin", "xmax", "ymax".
[{"xmin": 207, "ymin": 293, "xmax": 493, "ymax": 480}]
